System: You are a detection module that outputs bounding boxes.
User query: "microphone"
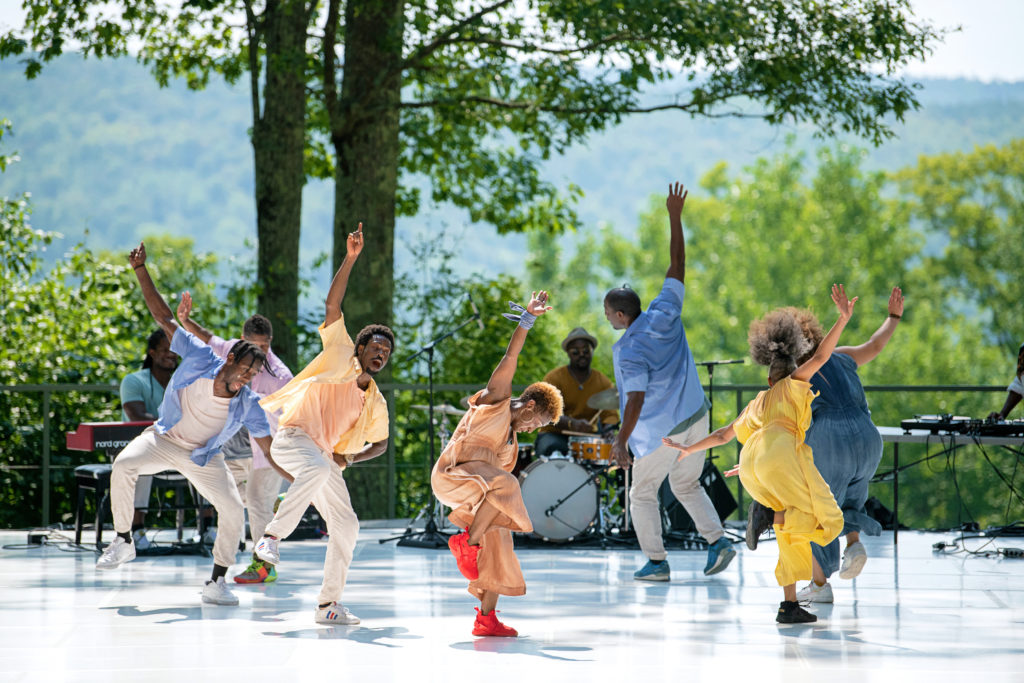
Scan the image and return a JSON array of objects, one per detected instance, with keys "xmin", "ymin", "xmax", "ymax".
[{"xmin": 468, "ymin": 293, "xmax": 484, "ymax": 330}]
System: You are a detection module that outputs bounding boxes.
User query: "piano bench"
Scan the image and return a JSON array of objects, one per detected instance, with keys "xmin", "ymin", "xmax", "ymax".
[
  {"xmin": 74, "ymin": 464, "xmax": 113, "ymax": 548},
  {"xmin": 73, "ymin": 466, "xmax": 201, "ymax": 548}
]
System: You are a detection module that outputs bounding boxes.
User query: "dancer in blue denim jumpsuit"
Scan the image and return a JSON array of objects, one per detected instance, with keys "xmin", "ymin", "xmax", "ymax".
[{"xmin": 794, "ymin": 287, "xmax": 904, "ymax": 602}]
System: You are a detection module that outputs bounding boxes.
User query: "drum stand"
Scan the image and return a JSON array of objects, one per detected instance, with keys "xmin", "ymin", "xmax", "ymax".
[{"xmin": 379, "ymin": 313, "xmax": 479, "ymax": 549}]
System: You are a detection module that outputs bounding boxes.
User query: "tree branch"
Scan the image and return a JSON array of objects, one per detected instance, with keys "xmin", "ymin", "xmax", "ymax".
[
  {"xmin": 396, "ymin": 94, "xmax": 768, "ymax": 118},
  {"xmin": 414, "ymin": 32, "xmax": 641, "ymax": 58},
  {"xmin": 401, "ymin": 0, "xmax": 516, "ymax": 71},
  {"xmin": 244, "ymin": 0, "xmax": 262, "ymax": 123},
  {"xmin": 323, "ymin": 0, "xmax": 341, "ymax": 134}
]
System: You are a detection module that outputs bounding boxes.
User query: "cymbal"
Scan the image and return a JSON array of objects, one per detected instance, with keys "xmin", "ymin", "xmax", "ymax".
[
  {"xmin": 410, "ymin": 404, "xmax": 466, "ymax": 416},
  {"xmin": 586, "ymin": 387, "xmax": 619, "ymax": 411}
]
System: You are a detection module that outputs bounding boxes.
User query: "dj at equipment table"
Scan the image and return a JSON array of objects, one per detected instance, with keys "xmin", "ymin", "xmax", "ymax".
[{"xmin": 876, "ymin": 426, "xmax": 1024, "ymax": 545}]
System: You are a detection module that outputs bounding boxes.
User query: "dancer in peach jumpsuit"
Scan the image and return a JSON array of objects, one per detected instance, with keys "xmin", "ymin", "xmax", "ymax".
[{"xmin": 431, "ymin": 291, "xmax": 563, "ymax": 637}]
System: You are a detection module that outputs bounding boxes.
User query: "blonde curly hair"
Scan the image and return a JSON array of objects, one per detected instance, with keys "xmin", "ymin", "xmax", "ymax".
[
  {"xmin": 748, "ymin": 309, "xmax": 813, "ymax": 383},
  {"xmin": 519, "ymin": 381, "xmax": 564, "ymax": 424}
]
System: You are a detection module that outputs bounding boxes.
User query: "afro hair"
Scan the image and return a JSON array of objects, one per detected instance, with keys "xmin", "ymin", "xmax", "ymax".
[{"xmin": 520, "ymin": 381, "xmax": 564, "ymax": 424}]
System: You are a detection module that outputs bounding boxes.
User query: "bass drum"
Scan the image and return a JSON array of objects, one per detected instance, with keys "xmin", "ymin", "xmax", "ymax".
[{"xmin": 518, "ymin": 458, "xmax": 597, "ymax": 542}]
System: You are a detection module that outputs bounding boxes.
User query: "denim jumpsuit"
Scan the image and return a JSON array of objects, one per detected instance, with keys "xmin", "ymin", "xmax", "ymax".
[{"xmin": 805, "ymin": 353, "xmax": 883, "ymax": 577}]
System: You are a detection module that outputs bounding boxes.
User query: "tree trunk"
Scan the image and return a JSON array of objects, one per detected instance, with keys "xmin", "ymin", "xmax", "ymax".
[
  {"xmin": 332, "ymin": 0, "xmax": 404, "ymax": 345},
  {"xmin": 252, "ymin": 0, "xmax": 308, "ymax": 369}
]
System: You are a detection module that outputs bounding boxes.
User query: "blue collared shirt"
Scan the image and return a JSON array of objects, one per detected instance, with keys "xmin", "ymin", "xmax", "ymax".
[
  {"xmin": 613, "ymin": 278, "xmax": 707, "ymax": 458},
  {"xmin": 154, "ymin": 328, "xmax": 271, "ymax": 466}
]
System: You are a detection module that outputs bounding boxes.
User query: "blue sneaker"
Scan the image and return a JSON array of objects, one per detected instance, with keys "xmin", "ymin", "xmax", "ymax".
[
  {"xmin": 633, "ymin": 559, "xmax": 670, "ymax": 581},
  {"xmin": 703, "ymin": 537, "xmax": 737, "ymax": 576}
]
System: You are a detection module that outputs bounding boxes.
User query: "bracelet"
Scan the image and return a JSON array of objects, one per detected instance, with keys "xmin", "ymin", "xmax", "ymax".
[
  {"xmin": 133, "ymin": 264, "xmax": 145, "ymax": 270},
  {"xmin": 517, "ymin": 310, "xmax": 537, "ymax": 330},
  {"xmin": 888, "ymin": 313, "xmax": 901, "ymax": 320},
  {"xmin": 501, "ymin": 301, "xmax": 536, "ymax": 329}
]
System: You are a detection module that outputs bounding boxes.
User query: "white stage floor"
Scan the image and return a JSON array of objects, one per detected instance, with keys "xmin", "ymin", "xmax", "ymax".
[{"xmin": 2, "ymin": 524, "xmax": 1023, "ymax": 682}]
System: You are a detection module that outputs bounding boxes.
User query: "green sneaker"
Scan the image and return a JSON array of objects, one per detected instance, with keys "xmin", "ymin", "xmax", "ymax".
[{"xmin": 233, "ymin": 557, "xmax": 278, "ymax": 584}]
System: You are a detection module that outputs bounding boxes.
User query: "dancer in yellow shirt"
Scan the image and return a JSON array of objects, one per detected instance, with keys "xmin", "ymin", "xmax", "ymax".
[{"xmin": 664, "ymin": 284, "xmax": 856, "ymax": 624}]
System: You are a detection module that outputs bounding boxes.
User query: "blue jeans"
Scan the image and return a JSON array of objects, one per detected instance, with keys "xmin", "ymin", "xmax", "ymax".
[{"xmin": 805, "ymin": 412, "xmax": 884, "ymax": 577}]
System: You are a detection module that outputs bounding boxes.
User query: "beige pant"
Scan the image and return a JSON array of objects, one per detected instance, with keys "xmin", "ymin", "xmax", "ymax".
[
  {"xmin": 111, "ymin": 426, "xmax": 244, "ymax": 568},
  {"xmin": 630, "ymin": 413, "xmax": 724, "ymax": 561},
  {"xmin": 226, "ymin": 458, "xmax": 285, "ymax": 544},
  {"xmin": 264, "ymin": 427, "xmax": 359, "ymax": 605}
]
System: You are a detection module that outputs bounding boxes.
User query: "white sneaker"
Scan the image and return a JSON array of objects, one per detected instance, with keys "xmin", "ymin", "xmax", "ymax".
[
  {"xmin": 202, "ymin": 577, "xmax": 239, "ymax": 606},
  {"xmin": 254, "ymin": 535, "xmax": 280, "ymax": 565},
  {"xmin": 796, "ymin": 581, "xmax": 834, "ymax": 603},
  {"xmin": 96, "ymin": 536, "xmax": 136, "ymax": 570},
  {"xmin": 839, "ymin": 541, "xmax": 867, "ymax": 579},
  {"xmin": 315, "ymin": 602, "xmax": 360, "ymax": 625},
  {"xmin": 132, "ymin": 528, "xmax": 151, "ymax": 551}
]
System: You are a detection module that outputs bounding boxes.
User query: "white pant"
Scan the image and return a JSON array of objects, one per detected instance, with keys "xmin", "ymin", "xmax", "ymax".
[
  {"xmin": 264, "ymin": 427, "xmax": 359, "ymax": 605},
  {"xmin": 111, "ymin": 427, "xmax": 244, "ymax": 568},
  {"xmin": 630, "ymin": 413, "xmax": 723, "ymax": 561},
  {"xmin": 226, "ymin": 458, "xmax": 285, "ymax": 544}
]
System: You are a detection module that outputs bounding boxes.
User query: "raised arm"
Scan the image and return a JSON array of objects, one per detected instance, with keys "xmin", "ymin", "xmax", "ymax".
[
  {"xmin": 665, "ymin": 420, "xmax": 738, "ymax": 461},
  {"xmin": 793, "ymin": 284, "xmax": 858, "ymax": 382},
  {"xmin": 128, "ymin": 242, "xmax": 178, "ymax": 340},
  {"xmin": 175, "ymin": 291, "xmax": 214, "ymax": 343},
  {"xmin": 325, "ymin": 223, "xmax": 363, "ymax": 327},
  {"xmin": 477, "ymin": 291, "xmax": 552, "ymax": 406},
  {"xmin": 665, "ymin": 182, "xmax": 688, "ymax": 283},
  {"xmin": 835, "ymin": 287, "xmax": 903, "ymax": 366}
]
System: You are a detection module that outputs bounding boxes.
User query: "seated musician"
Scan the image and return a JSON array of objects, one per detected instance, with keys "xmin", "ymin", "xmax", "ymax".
[
  {"xmin": 534, "ymin": 327, "xmax": 619, "ymax": 457},
  {"xmin": 988, "ymin": 343, "xmax": 1024, "ymax": 421},
  {"xmin": 118, "ymin": 329, "xmax": 178, "ymax": 549}
]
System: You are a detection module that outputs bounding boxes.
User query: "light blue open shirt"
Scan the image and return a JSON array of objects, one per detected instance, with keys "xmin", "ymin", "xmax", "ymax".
[
  {"xmin": 154, "ymin": 328, "xmax": 271, "ymax": 467},
  {"xmin": 612, "ymin": 278, "xmax": 707, "ymax": 458}
]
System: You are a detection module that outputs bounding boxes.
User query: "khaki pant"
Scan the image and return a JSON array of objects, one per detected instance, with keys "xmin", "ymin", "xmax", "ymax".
[
  {"xmin": 226, "ymin": 458, "xmax": 285, "ymax": 544},
  {"xmin": 630, "ymin": 413, "xmax": 723, "ymax": 561},
  {"xmin": 264, "ymin": 427, "xmax": 359, "ymax": 605},
  {"xmin": 111, "ymin": 427, "xmax": 243, "ymax": 568}
]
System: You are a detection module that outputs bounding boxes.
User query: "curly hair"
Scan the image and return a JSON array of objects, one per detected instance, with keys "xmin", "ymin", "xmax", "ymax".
[
  {"xmin": 519, "ymin": 381, "xmax": 564, "ymax": 424},
  {"xmin": 243, "ymin": 314, "xmax": 273, "ymax": 339},
  {"xmin": 748, "ymin": 309, "xmax": 813, "ymax": 383},
  {"xmin": 355, "ymin": 324, "xmax": 395, "ymax": 354},
  {"xmin": 227, "ymin": 339, "xmax": 271, "ymax": 376},
  {"xmin": 783, "ymin": 307, "xmax": 825, "ymax": 365}
]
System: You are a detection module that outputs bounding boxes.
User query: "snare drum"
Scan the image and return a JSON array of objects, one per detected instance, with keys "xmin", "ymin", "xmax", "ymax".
[
  {"xmin": 568, "ymin": 435, "xmax": 612, "ymax": 465},
  {"xmin": 518, "ymin": 458, "xmax": 597, "ymax": 542}
]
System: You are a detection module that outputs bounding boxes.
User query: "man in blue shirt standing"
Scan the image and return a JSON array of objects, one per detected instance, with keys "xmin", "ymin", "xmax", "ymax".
[
  {"xmin": 96, "ymin": 242, "xmax": 277, "ymax": 607},
  {"xmin": 605, "ymin": 182, "xmax": 736, "ymax": 581}
]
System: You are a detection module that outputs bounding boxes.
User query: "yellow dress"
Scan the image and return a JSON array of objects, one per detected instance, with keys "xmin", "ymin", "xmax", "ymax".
[{"xmin": 735, "ymin": 377, "xmax": 844, "ymax": 586}]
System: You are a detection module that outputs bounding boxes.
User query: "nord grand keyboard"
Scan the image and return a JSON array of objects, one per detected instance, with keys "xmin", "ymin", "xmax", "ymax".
[
  {"xmin": 66, "ymin": 421, "xmax": 153, "ymax": 454},
  {"xmin": 900, "ymin": 415, "xmax": 1024, "ymax": 437}
]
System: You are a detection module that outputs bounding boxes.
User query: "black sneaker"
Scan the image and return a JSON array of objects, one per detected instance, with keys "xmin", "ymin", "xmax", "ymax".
[
  {"xmin": 745, "ymin": 500, "xmax": 774, "ymax": 551},
  {"xmin": 776, "ymin": 600, "xmax": 817, "ymax": 624}
]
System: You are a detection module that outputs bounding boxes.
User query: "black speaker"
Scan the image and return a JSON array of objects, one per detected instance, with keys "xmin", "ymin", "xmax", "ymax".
[{"xmin": 658, "ymin": 458, "xmax": 738, "ymax": 533}]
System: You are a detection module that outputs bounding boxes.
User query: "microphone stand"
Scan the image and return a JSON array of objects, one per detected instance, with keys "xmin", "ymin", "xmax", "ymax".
[
  {"xmin": 695, "ymin": 359, "xmax": 745, "ymax": 431},
  {"xmin": 380, "ymin": 311, "xmax": 481, "ymax": 548}
]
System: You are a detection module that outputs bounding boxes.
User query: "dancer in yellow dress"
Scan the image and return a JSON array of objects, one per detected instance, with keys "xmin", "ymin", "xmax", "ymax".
[{"xmin": 664, "ymin": 284, "xmax": 856, "ymax": 623}]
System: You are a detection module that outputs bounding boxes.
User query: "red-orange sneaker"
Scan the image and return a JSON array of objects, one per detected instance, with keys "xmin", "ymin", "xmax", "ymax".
[
  {"xmin": 472, "ymin": 607, "xmax": 518, "ymax": 637},
  {"xmin": 448, "ymin": 529, "xmax": 480, "ymax": 580}
]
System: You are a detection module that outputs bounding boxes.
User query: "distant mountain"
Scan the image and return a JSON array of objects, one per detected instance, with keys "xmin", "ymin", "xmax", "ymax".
[{"xmin": 2, "ymin": 55, "xmax": 1023, "ymax": 294}]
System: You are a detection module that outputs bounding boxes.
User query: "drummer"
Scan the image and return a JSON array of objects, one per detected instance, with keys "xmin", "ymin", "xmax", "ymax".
[{"xmin": 534, "ymin": 327, "xmax": 619, "ymax": 457}]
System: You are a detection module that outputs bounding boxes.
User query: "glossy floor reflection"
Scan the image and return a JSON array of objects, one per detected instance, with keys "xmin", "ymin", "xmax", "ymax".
[{"xmin": 2, "ymin": 525, "xmax": 1023, "ymax": 682}]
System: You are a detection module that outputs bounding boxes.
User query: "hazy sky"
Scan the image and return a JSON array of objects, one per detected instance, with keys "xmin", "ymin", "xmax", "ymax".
[{"xmin": 0, "ymin": 0, "xmax": 1021, "ymax": 82}]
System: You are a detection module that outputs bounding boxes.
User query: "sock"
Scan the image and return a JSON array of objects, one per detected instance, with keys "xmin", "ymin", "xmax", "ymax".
[
  {"xmin": 117, "ymin": 531, "xmax": 132, "ymax": 543},
  {"xmin": 319, "ymin": 602, "xmax": 332, "ymax": 609},
  {"xmin": 210, "ymin": 564, "xmax": 228, "ymax": 583}
]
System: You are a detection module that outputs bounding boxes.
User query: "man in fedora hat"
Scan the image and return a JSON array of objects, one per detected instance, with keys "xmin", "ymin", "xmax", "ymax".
[{"xmin": 534, "ymin": 326, "xmax": 619, "ymax": 457}]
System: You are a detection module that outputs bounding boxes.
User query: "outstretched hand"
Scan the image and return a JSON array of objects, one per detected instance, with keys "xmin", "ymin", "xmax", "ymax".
[
  {"xmin": 831, "ymin": 283, "xmax": 858, "ymax": 320},
  {"xmin": 662, "ymin": 436, "xmax": 691, "ymax": 461},
  {"xmin": 723, "ymin": 464, "xmax": 740, "ymax": 478},
  {"xmin": 526, "ymin": 290, "xmax": 553, "ymax": 316},
  {"xmin": 346, "ymin": 222, "xmax": 364, "ymax": 259},
  {"xmin": 888, "ymin": 286, "xmax": 904, "ymax": 317},
  {"xmin": 128, "ymin": 242, "xmax": 147, "ymax": 269},
  {"xmin": 665, "ymin": 182, "xmax": 688, "ymax": 218},
  {"xmin": 176, "ymin": 291, "xmax": 193, "ymax": 324}
]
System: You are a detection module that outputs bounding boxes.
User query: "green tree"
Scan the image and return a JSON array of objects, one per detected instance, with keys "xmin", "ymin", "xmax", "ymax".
[{"xmin": 3, "ymin": 0, "xmax": 942, "ymax": 364}]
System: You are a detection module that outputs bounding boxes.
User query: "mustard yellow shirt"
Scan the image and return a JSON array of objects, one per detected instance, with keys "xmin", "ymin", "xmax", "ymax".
[
  {"xmin": 539, "ymin": 365, "xmax": 619, "ymax": 434},
  {"xmin": 260, "ymin": 315, "xmax": 389, "ymax": 455}
]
